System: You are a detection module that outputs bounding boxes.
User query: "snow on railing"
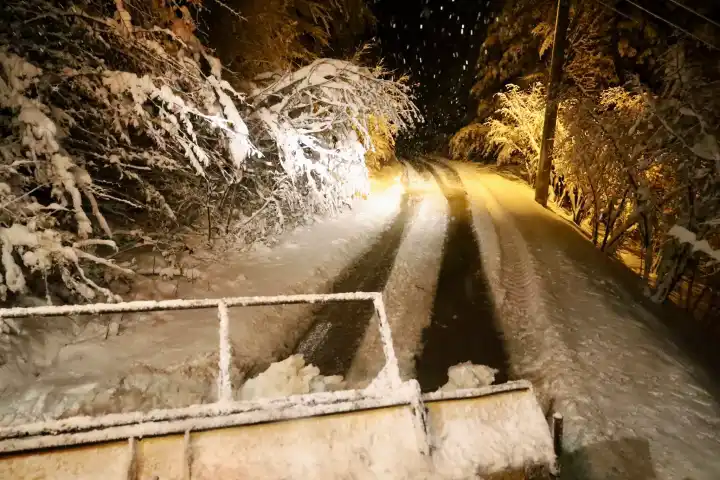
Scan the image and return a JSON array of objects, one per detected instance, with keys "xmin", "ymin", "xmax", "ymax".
[
  {"xmin": 0, "ymin": 291, "xmax": 403, "ymax": 404},
  {"xmin": 0, "ymin": 291, "xmax": 389, "ymax": 317},
  {"xmin": 217, "ymin": 300, "xmax": 233, "ymax": 402},
  {"xmin": 0, "ymin": 291, "xmax": 417, "ymax": 452}
]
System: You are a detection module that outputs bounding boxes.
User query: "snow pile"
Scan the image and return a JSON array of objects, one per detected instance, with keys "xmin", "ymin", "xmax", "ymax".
[
  {"xmin": 437, "ymin": 362, "xmax": 498, "ymax": 392},
  {"xmin": 238, "ymin": 355, "xmax": 345, "ymax": 401},
  {"xmin": 668, "ymin": 225, "xmax": 720, "ymax": 263}
]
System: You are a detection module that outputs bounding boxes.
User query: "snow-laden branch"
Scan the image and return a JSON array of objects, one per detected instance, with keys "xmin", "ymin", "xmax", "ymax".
[
  {"xmin": 0, "ymin": 0, "xmax": 420, "ymax": 305},
  {"xmin": 668, "ymin": 226, "xmax": 720, "ymax": 263},
  {"xmin": 248, "ymin": 59, "xmax": 420, "ymax": 211}
]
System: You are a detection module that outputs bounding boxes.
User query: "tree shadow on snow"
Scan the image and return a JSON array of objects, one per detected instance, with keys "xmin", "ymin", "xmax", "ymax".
[
  {"xmin": 411, "ymin": 159, "xmax": 511, "ymax": 392},
  {"xmin": 562, "ymin": 436, "xmax": 658, "ymax": 480}
]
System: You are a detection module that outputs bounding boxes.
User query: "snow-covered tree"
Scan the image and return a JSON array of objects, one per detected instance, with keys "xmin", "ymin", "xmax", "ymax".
[
  {"xmin": 458, "ymin": 0, "xmax": 720, "ymax": 314},
  {"xmin": 640, "ymin": 44, "xmax": 720, "ymax": 302},
  {"xmin": 449, "ymin": 123, "xmax": 487, "ymax": 162},
  {"xmin": 0, "ymin": 0, "xmax": 418, "ymax": 305},
  {"xmin": 480, "ymin": 83, "xmax": 570, "ymax": 184},
  {"xmin": 247, "ymin": 58, "xmax": 419, "ymax": 213},
  {"xmin": 471, "ymin": 0, "xmax": 616, "ymax": 121}
]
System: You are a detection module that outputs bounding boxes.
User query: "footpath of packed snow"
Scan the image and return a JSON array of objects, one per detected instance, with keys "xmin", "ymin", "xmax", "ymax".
[
  {"xmin": 0, "ymin": 189, "xmax": 404, "ymax": 426},
  {"xmin": 455, "ymin": 161, "xmax": 720, "ymax": 480}
]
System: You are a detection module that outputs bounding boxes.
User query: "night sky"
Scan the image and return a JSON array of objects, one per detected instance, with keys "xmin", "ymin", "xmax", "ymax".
[{"xmin": 368, "ymin": 0, "xmax": 500, "ymax": 151}]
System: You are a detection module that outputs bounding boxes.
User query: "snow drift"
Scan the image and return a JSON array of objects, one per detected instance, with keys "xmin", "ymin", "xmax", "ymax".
[{"xmin": 238, "ymin": 355, "xmax": 345, "ymax": 400}]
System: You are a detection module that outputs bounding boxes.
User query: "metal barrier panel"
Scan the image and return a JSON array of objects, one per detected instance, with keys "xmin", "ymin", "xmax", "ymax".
[
  {"xmin": 0, "ymin": 291, "xmax": 412, "ymax": 452},
  {"xmin": 0, "ymin": 294, "xmax": 557, "ymax": 479}
]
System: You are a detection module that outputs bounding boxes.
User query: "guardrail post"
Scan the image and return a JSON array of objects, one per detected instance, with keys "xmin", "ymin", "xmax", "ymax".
[
  {"xmin": 217, "ymin": 301, "xmax": 232, "ymax": 403},
  {"xmin": 125, "ymin": 437, "xmax": 138, "ymax": 480},
  {"xmin": 372, "ymin": 294, "xmax": 402, "ymax": 387},
  {"xmin": 551, "ymin": 412, "xmax": 564, "ymax": 476},
  {"xmin": 183, "ymin": 430, "xmax": 193, "ymax": 480}
]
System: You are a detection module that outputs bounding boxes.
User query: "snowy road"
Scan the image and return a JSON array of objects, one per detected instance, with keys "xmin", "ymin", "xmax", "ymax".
[
  {"xmin": 294, "ymin": 189, "xmax": 412, "ymax": 377},
  {"xmin": 294, "ymin": 161, "xmax": 511, "ymax": 392},
  {"xmin": 410, "ymin": 161, "xmax": 510, "ymax": 391},
  {"xmin": 2, "ymin": 160, "xmax": 720, "ymax": 479},
  {"xmin": 300, "ymin": 158, "xmax": 720, "ymax": 479},
  {"xmin": 454, "ymin": 161, "xmax": 720, "ymax": 480}
]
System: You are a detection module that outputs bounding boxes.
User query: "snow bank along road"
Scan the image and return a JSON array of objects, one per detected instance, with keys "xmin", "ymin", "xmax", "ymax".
[{"xmin": 2, "ymin": 160, "xmax": 720, "ymax": 479}]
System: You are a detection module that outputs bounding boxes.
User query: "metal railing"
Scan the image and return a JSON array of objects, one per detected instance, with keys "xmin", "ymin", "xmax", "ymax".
[
  {"xmin": 0, "ymin": 291, "xmax": 427, "ymax": 452},
  {"xmin": 1, "ymin": 291, "xmax": 403, "ymax": 404},
  {"xmin": 0, "ymin": 291, "xmax": 539, "ymax": 458}
]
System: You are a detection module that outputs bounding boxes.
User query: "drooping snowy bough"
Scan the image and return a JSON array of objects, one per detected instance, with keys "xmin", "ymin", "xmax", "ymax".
[
  {"xmin": 0, "ymin": 0, "xmax": 420, "ymax": 304},
  {"xmin": 249, "ymin": 59, "xmax": 420, "ymax": 213}
]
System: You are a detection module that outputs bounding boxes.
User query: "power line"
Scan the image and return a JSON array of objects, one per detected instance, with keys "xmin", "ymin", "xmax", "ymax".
[
  {"xmin": 665, "ymin": 0, "xmax": 720, "ymax": 31},
  {"xmin": 593, "ymin": 0, "xmax": 639, "ymax": 25},
  {"xmin": 622, "ymin": 0, "xmax": 719, "ymax": 50},
  {"xmin": 594, "ymin": 0, "xmax": 718, "ymax": 50}
]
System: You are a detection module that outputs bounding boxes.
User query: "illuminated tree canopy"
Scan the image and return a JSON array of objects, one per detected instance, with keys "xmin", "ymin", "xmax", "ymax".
[{"xmin": 453, "ymin": 0, "xmax": 720, "ymax": 307}]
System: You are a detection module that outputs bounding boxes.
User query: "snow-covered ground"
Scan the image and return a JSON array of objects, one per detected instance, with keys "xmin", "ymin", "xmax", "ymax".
[
  {"xmin": 454, "ymin": 161, "xmax": 720, "ymax": 480},
  {"xmin": 0, "ymin": 186, "xmax": 405, "ymax": 425},
  {"xmin": 2, "ymin": 159, "xmax": 720, "ymax": 480},
  {"xmin": 345, "ymin": 165, "xmax": 448, "ymax": 386}
]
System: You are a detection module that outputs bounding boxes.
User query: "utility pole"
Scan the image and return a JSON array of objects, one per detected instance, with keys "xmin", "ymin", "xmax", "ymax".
[{"xmin": 534, "ymin": 0, "xmax": 570, "ymax": 207}]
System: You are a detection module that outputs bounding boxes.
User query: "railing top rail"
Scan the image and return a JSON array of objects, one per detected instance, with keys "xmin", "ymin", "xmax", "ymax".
[
  {"xmin": 0, "ymin": 291, "xmax": 383, "ymax": 318},
  {"xmin": 0, "ymin": 289, "xmax": 408, "ymax": 452}
]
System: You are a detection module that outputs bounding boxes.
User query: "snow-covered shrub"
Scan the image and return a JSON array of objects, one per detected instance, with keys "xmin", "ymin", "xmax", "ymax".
[
  {"xmin": 247, "ymin": 59, "xmax": 420, "ymax": 214},
  {"xmin": 0, "ymin": 0, "xmax": 261, "ymax": 302},
  {"xmin": 581, "ymin": 53, "xmax": 720, "ymax": 302},
  {"xmin": 553, "ymin": 94, "xmax": 638, "ymax": 241},
  {"xmin": 449, "ymin": 123, "xmax": 488, "ymax": 161},
  {"xmin": 482, "ymin": 83, "xmax": 570, "ymax": 182},
  {"xmin": 364, "ymin": 115, "xmax": 399, "ymax": 172},
  {"xmin": 0, "ymin": 0, "xmax": 418, "ymax": 304},
  {"xmin": 637, "ymin": 47, "xmax": 720, "ymax": 301}
]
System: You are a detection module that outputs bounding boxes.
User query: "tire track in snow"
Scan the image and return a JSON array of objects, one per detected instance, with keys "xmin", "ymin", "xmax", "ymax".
[
  {"xmin": 345, "ymin": 165, "xmax": 448, "ymax": 387},
  {"xmin": 412, "ymin": 160, "xmax": 511, "ymax": 392},
  {"xmin": 293, "ymin": 172, "xmax": 413, "ymax": 377},
  {"xmin": 446, "ymin": 163, "xmax": 610, "ymax": 453}
]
